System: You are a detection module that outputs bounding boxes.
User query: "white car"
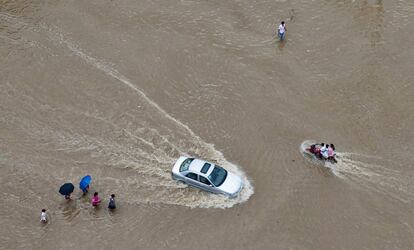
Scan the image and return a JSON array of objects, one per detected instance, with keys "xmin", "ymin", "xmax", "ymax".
[{"xmin": 171, "ymin": 156, "xmax": 243, "ymax": 198}]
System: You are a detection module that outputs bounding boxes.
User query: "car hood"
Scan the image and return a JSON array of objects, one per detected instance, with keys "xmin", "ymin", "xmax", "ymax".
[{"xmin": 217, "ymin": 171, "xmax": 243, "ymax": 195}]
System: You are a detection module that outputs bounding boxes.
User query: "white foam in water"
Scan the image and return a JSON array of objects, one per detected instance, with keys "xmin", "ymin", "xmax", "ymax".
[
  {"xmin": 301, "ymin": 140, "xmax": 413, "ymax": 203},
  {"xmin": 40, "ymin": 24, "xmax": 254, "ymax": 208},
  {"xmin": 332, "ymin": 154, "xmax": 414, "ymax": 203}
]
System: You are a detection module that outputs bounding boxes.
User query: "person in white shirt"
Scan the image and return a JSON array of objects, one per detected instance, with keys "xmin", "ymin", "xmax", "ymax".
[
  {"xmin": 278, "ymin": 21, "xmax": 286, "ymax": 40},
  {"xmin": 40, "ymin": 209, "xmax": 48, "ymax": 223},
  {"xmin": 320, "ymin": 143, "xmax": 329, "ymax": 159}
]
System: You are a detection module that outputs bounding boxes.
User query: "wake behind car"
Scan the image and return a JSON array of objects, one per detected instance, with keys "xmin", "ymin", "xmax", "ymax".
[{"xmin": 171, "ymin": 156, "xmax": 243, "ymax": 198}]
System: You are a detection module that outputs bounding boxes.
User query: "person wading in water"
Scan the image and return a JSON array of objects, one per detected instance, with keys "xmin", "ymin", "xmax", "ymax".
[{"xmin": 278, "ymin": 21, "xmax": 287, "ymax": 41}]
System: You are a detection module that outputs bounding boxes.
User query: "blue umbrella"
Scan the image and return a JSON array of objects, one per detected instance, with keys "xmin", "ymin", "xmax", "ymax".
[
  {"xmin": 59, "ymin": 183, "xmax": 74, "ymax": 196},
  {"xmin": 79, "ymin": 175, "xmax": 91, "ymax": 192}
]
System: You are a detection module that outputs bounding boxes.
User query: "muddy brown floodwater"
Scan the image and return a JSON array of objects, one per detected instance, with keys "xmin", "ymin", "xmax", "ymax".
[{"xmin": 1, "ymin": 0, "xmax": 413, "ymax": 249}]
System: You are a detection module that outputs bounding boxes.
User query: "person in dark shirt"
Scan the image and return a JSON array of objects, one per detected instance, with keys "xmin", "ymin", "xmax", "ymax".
[{"xmin": 108, "ymin": 194, "xmax": 116, "ymax": 210}]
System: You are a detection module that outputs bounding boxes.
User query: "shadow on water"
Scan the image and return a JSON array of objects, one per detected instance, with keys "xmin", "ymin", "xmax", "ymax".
[
  {"xmin": 278, "ymin": 39, "xmax": 286, "ymax": 50},
  {"xmin": 357, "ymin": 0, "xmax": 384, "ymax": 48}
]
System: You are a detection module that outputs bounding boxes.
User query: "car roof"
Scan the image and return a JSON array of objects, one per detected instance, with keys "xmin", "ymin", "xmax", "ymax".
[{"xmin": 189, "ymin": 159, "xmax": 214, "ymax": 175}]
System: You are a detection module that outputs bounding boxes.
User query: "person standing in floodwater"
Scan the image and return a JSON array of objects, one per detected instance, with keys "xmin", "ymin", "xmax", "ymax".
[
  {"xmin": 91, "ymin": 192, "xmax": 101, "ymax": 207},
  {"xmin": 82, "ymin": 185, "xmax": 89, "ymax": 195},
  {"xmin": 278, "ymin": 21, "xmax": 287, "ymax": 40},
  {"xmin": 40, "ymin": 209, "xmax": 48, "ymax": 223},
  {"xmin": 108, "ymin": 194, "xmax": 116, "ymax": 210}
]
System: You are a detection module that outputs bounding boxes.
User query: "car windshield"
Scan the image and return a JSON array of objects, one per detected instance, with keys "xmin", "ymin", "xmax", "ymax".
[
  {"xmin": 208, "ymin": 166, "xmax": 227, "ymax": 187},
  {"xmin": 180, "ymin": 158, "xmax": 194, "ymax": 172}
]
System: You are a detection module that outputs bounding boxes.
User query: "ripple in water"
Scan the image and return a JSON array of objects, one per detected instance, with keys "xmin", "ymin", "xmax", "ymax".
[
  {"xmin": 1, "ymin": 15, "xmax": 254, "ymax": 209},
  {"xmin": 301, "ymin": 141, "xmax": 413, "ymax": 203},
  {"xmin": 333, "ymin": 153, "xmax": 413, "ymax": 204}
]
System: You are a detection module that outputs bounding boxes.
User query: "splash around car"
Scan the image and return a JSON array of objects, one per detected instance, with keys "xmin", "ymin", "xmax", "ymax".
[{"xmin": 171, "ymin": 156, "xmax": 243, "ymax": 198}]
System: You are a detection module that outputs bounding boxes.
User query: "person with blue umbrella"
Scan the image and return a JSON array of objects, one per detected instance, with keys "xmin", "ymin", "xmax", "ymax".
[{"xmin": 79, "ymin": 175, "xmax": 91, "ymax": 195}]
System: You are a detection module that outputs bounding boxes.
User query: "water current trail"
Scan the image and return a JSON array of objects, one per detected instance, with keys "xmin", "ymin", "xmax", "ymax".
[
  {"xmin": 0, "ymin": 12, "xmax": 254, "ymax": 208},
  {"xmin": 300, "ymin": 141, "xmax": 413, "ymax": 204},
  {"xmin": 333, "ymin": 153, "xmax": 414, "ymax": 204}
]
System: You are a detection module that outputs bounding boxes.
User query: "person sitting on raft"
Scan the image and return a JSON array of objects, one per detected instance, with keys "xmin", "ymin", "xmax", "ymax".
[
  {"xmin": 310, "ymin": 143, "xmax": 323, "ymax": 158},
  {"xmin": 321, "ymin": 144, "xmax": 329, "ymax": 159},
  {"xmin": 328, "ymin": 144, "xmax": 336, "ymax": 162}
]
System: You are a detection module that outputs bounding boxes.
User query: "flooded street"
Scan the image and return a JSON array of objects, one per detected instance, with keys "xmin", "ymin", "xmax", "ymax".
[{"xmin": 1, "ymin": 0, "xmax": 413, "ymax": 249}]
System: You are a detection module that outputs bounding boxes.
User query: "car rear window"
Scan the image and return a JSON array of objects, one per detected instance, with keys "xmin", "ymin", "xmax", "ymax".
[
  {"xmin": 180, "ymin": 158, "xmax": 194, "ymax": 172},
  {"xmin": 200, "ymin": 163, "xmax": 211, "ymax": 174}
]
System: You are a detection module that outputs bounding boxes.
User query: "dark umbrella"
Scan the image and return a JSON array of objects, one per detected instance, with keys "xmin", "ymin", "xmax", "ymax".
[
  {"xmin": 59, "ymin": 183, "xmax": 74, "ymax": 196},
  {"xmin": 79, "ymin": 175, "xmax": 91, "ymax": 192}
]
